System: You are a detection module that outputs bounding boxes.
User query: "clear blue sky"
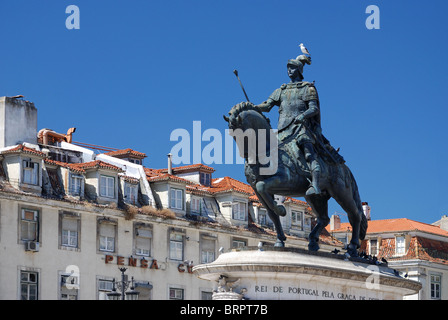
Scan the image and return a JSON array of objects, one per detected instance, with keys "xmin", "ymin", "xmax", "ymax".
[{"xmin": 1, "ymin": 1, "xmax": 447, "ymax": 224}]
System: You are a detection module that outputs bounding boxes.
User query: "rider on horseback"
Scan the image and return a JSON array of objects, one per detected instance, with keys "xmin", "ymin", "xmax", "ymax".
[{"xmin": 256, "ymin": 55, "xmax": 343, "ymax": 196}]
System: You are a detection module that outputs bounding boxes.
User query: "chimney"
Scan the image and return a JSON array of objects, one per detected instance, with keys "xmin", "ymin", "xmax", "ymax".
[
  {"xmin": 433, "ymin": 215, "xmax": 448, "ymax": 232},
  {"xmin": 0, "ymin": 96, "xmax": 37, "ymax": 148},
  {"xmin": 362, "ymin": 202, "xmax": 371, "ymax": 221},
  {"xmin": 330, "ymin": 214, "xmax": 341, "ymax": 231},
  {"xmin": 167, "ymin": 153, "xmax": 173, "ymax": 175}
]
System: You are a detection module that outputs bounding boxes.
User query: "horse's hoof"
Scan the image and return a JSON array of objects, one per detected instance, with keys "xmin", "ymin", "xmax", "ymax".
[
  {"xmin": 346, "ymin": 243, "xmax": 359, "ymax": 257},
  {"xmin": 308, "ymin": 241, "xmax": 319, "ymax": 252},
  {"xmin": 274, "ymin": 240, "xmax": 285, "ymax": 248}
]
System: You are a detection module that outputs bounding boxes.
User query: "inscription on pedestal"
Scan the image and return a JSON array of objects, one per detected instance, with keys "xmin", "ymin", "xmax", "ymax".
[{"xmin": 254, "ymin": 285, "xmax": 378, "ymax": 300}]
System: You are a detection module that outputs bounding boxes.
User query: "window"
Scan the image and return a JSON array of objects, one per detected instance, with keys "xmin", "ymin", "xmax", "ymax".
[
  {"xmin": 129, "ymin": 159, "xmax": 142, "ymax": 165},
  {"xmin": 169, "ymin": 232, "xmax": 184, "ymax": 260},
  {"xmin": 191, "ymin": 197, "xmax": 202, "ymax": 214},
  {"xmin": 61, "ymin": 217, "xmax": 79, "ymax": 248},
  {"xmin": 232, "ymin": 202, "xmax": 246, "ymax": 220},
  {"xmin": 291, "ymin": 211, "xmax": 303, "ymax": 228},
  {"xmin": 99, "ymin": 222, "xmax": 116, "ymax": 252},
  {"xmin": 201, "ymin": 291, "xmax": 213, "ymax": 300},
  {"xmin": 169, "ymin": 287, "xmax": 184, "ymax": 300},
  {"xmin": 100, "ymin": 175, "xmax": 115, "ymax": 198},
  {"xmin": 304, "ymin": 216, "xmax": 312, "ymax": 230},
  {"xmin": 124, "ymin": 182, "xmax": 138, "ymax": 205},
  {"xmin": 21, "ymin": 209, "xmax": 39, "ymax": 241},
  {"xmin": 369, "ymin": 239, "xmax": 378, "ymax": 256},
  {"xmin": 232, "ymin": 239, "xmax": 247, "ymax": 249},
  {"xmin": 20, "ymin": 271, "xmax": 38, "ymax": 300},
  {"xmin": 200, "ymin": 172, "xmax": 211, "ymax": 186},
  {"xmin": 258, "ymin": 209, "xmax": 267, "ymax": 226},
  {"xmin": 60, "ymin": 274, "xmax": 79, "ymax": 300},
  {"xmin": 396, "ymin": 236, "xmax": 406, "ymax": 255},
  {"xmin": 135, "ymin": 225, "xmax": 152, "ymax": 257},
  {"xmin": 69, "ymin": 174, "xmax": 83, "ymax": 196},
  {"xmin": 201, "ymin": 236, "xmax": 216, "ymax": 264},
  {"xmin": 170, "ymin": 188, "xmax": 183, "ymax": 210},
  {"xmin": 430, "ymin": 274, "xmax": 441, "ymax": 300},
  {"xmin": 98, "ymin": 279, "xmax": 114, "ymax": 300},
  {"xmin": 22, "ymin": 160, "xmax": 39, "ymax": 185}
]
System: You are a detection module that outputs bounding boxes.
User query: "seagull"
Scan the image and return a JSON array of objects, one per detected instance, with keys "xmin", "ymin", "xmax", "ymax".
[
  {"xmin": 219, "ymin": 247, "xmax": 225, "ymax": 254},
  {"xmin": 299, "ymin": 43, "xmax": 311, "ymax": 56},
  {"xmin": 258, "ymin": 241, "xmax": 263, "ymax": 251}
]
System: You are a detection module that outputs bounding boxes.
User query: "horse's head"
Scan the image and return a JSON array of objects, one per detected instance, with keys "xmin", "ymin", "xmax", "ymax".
[
  {"xmin": 223, "ymin": 101, "xmax": 271, "ymax": 131},
  {"xmin": 224, "ymin": 102, "xmax": 278, "ymax": 176}
]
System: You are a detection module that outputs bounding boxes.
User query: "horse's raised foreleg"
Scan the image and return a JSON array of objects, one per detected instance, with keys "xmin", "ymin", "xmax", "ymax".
[
  {"xmin": 305, "ymin": 193, "xmax": 331, "ymax": 252},
  {"xmin": 254, "ymin": 178, "xmax": 287, "ymax": 217}
]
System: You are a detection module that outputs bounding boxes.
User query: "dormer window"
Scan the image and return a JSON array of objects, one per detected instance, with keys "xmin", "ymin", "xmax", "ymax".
[
  {"xmin": 291, "ymin": 210, "xmax": 303, "ymax": 228},
  {"xmin": 124, "ymin": 182, "xmax": 138, "ymax": 205},
  {"xmin": 191, "ymin": 196, "xmax": 202, "ymax": 214},
  {"xmin": 170, "ymin": 188, "xmax": 184, "ymax": 210},
  {"xmin": 232, "ymin": 202, "xmax": 246, "ymax": 221},
  {"xmin": 128, "ymin": 158, "xmax": 142, "ymax": 165},
  {"xmin": 100, "ymin": 175, "xmax": 115, "ymax": 198},
  {"xmin": 69, "ymin": 174, "xmax": 83, "ymax": 196},
  {"xmin": 22, "ymin": 160, "xmax": 39, "ymax": 185},
  {"xmin": 396, "ymin": 236, "xmax": 406, "ymax": 255},
  {"xmin": 200, "ymin": 172, "xmax": 211, "ymax": 186}
]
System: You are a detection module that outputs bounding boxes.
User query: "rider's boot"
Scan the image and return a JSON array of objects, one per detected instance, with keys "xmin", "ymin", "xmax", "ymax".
[{"xmin": 306, "ymin": 160, "xmax": 321, "ymax": 196}]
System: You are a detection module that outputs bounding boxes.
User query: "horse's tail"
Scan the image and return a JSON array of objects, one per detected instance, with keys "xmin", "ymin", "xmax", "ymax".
[{"xmin": 347, "ymin": 167, "xmax": 368, "ymax": 240}]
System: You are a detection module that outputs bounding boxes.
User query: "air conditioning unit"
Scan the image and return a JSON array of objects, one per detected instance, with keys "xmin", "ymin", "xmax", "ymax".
[{"xmin": 25, "ymin": 241, "xmax": 40, "ymax": 252}]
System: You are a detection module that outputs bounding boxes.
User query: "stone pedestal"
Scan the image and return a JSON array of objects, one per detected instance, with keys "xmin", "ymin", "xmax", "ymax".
[{"xmin": 193, "ymin": 247, "xmax": 421, "ymax": 300}]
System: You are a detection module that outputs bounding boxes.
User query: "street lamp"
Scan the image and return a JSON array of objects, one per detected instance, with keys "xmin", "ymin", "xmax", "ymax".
[{"xmin": 107, "ymin": 267, "xmax": 140, "ymax": 300}]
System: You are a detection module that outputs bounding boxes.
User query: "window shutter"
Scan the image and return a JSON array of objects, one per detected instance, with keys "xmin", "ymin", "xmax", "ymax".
[
  {"xmin": 101, "ymin": 223, "xmax": 115, "ymax": 237},
  {"xmin": 62, "ymin": 218, "xmax": 78, "ymax": 232}
]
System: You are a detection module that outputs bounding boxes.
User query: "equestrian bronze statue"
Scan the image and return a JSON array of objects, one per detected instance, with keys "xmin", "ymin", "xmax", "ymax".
[{"xmin": 224, "ymin": 52, "xmax": 367, "ymax": 257}]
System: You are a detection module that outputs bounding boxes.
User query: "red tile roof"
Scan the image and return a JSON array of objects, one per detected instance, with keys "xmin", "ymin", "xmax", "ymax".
[
  {"xmin": 284, "ymin": 197, "xmax": 309, "ymax": 207},
  {"xmin": 144, "ymin": 168, "xmax": 192, "ymax": 184},
  {"xmin": 104, "ymin": 148, "xmax": 147, "ymax": 159},
  {"xmin": 2, "ymin": 144, "xmax": 45, "ymax": 157},
  {"xmin": 70, "ymin": 160, "xmax": 124, "ymax": 173},
  {"xmin": 328, "ymin": 218, "xmax": 448, "ymax": 238},
  {"xmin": 209, "ymin": 176, "xmax": 254, "ymax": 195},
  {"xmin": 159, "ymin": 163, "xmax": 215, "ymax": 174},
  {"xmin": 119, "ymin": 175, "xmax": 140, "ymax": 184},
  {"xmin": 45, "ymin": 159, "xmax": 123, "ymax": 173},
  {"xmin": 44, "ymin": 159, "xmax": 85, "ymax": 173}
]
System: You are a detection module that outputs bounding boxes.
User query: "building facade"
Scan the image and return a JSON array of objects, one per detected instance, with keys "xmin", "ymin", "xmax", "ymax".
[
  {"xmin": 327, "ymin": 206, "xmax": 448, "ymax": 300},
  {"xmin": 0, "ymin": 96, "xmax": 340, "ymax": 300}
]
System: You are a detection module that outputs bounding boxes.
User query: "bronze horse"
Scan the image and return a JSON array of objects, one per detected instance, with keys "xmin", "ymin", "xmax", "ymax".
[{"xmin": 224, "ymin": 102, "xmax": 367, "ymax": 256}]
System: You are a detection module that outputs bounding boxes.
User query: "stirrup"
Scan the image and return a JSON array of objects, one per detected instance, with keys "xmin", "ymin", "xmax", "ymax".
[{"xmin": 306, "ymin": 185, "xmax": 321, "ymax": 196}]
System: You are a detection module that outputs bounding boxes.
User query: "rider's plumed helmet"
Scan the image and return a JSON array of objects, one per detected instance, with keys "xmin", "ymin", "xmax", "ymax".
[{"xmin": 287, "ymin": 55, "xmax": 311, "ymax": 80}]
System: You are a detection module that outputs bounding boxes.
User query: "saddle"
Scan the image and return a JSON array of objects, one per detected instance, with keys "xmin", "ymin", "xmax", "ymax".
[{"xmin": 279, "ymin": 134, "xmax": 345, "ymax": 179}]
